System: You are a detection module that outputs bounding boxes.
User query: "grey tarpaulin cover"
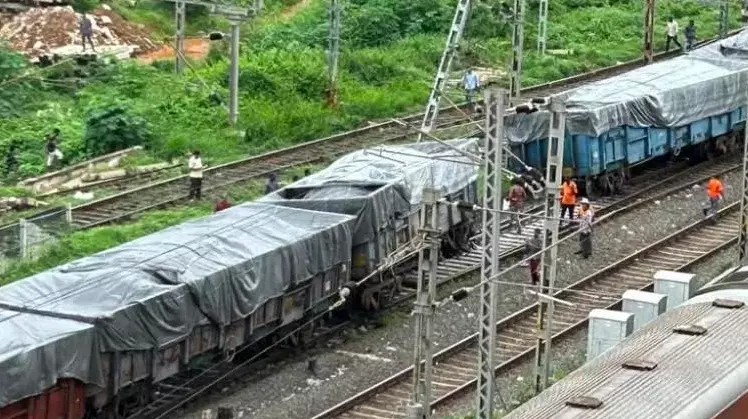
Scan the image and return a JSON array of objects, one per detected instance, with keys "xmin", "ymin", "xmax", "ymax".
[
  {"xmin": 505, "ymin": 30, "xmax": 748, "ymax": 143},
  {"xmin": 259, "ymin": 138, "xmax": 480, "ymax": 246},
  {"xmin": 0, "ymin": 203, "xmax": 354, "ymax": 407}
]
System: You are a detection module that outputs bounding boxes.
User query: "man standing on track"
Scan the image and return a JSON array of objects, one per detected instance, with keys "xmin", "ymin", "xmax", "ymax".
[
  {"xmin": 188, "ymin": 150, "xmax": 203, "ymax": 201},
  {"xmin": 685, "ymin": 20, "xmax": 696, "ymax": 51},
  {"xmin": 575, "ymin": 197, "xmax": 594, "ymax": 259},
  {"xmin": 560, "ymin": 177, "xmax": 578, "ymax": 224},
  {"xmin": 525, "ymin": 228, "xmax": 542, "ymax": 286},
  {"xmin": 666, "ymin": 17, "xmax": 682, "ymax": 52},
  {"xmin": 703, "ymin": 175, "xmax": 724, "ymax": 221},
  {"xmin": 507, "ymin": 177, "xmax": 527, "ymax": 235}
]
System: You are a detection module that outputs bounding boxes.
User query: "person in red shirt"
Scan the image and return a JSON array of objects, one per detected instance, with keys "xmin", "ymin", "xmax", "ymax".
[
  {"xmin": 703, "ymin": 176, "xmax": 724, "ymax": 220},
  {"xmin": 507, "ymin": 178, "xmax": 527, "ymax": 235},
  {"xmin": 214, "ymin": 197, "xmax": 232, "ymax": 213}
]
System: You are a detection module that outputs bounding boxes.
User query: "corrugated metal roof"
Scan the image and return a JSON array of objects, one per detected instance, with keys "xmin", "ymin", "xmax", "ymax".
[{"xmin": 504, "ymin": 297, "xmax": 748, "ymax": 419}]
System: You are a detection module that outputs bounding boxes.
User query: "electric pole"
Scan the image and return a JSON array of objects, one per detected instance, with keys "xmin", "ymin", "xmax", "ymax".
[
  {"xmin": 408, "ymin": 188, "xmax": 441, "ymax": 419},
  {"xmin": 643, "ymin": 0, "xmax": 655, "ymax": 63},
  {"xmin": 532, "ymin": 96, "xmax": 566, "ymax": 394},
  {"xmin": 509, "ymin": 0, "xmax": 526, "ymax": 104},
  {"xmin": 536, "ymin": 0, "xmax": 549, "ymax": 55},
  {"xmin": 417, "ymin": 0, "xmax": 471, "ymax": 141},
  {"xmin": 738, "ymin": 92, "xmax": 748, "ymax": 263},
  {"xmin": 719, "ymin": 0, "xmax": 729, "ymax": 39},
  {"xmin": 164, "ymin": 0, "xmax": 259, "ymax": 125},
  {"xmin": 325, "ymin": 0, "xmax": 341, "ymax": 107},
  {"xmin": 175, "ymin": 1, "xmax": 186, "ymax": 74},
  {"xmin": 475, "ymin": 88, "xmax": 506, "ymax": 419},
  {"xmin": 228, "ymin": 19, "xmax": 241, "ymax": 125}
]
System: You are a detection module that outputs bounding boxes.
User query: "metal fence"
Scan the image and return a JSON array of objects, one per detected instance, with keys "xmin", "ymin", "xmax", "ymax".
[{"xmin": 0, "ymin": 205, "xmax": 73, "ymax": 275}]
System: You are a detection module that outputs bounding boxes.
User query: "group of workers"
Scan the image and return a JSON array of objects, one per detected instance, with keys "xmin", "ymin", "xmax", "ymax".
[
  {"xmin": 460, "ymin": 18, "xmax": 696, "ymax": 108},
  {"xmin": 520, "ymin": 174, "xmax": 725, "ymax": 286},
  {"xmin": 185, "ymin": 149, "xmax": 311, "ymax": 212},
  {"xmin": 517, "ymin": 177, "xmax": 594, "ymax": 285},
  {"xmin": 666, "ymin": 17, "xmax": 697, "ymax": 52}
]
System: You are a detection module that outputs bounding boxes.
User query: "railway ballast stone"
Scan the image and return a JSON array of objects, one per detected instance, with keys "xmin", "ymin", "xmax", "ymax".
[{"xmin": 177, "ymin": 170, "xmax": 740, "ymax": 419}]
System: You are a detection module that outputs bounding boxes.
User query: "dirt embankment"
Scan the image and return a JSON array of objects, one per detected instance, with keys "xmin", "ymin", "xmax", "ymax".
[{"xmin": 0, "ymin": 5, "xmax": 161, "ymax": 59}]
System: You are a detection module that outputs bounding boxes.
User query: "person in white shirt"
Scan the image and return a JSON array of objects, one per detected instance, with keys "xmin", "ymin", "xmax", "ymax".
[
  {"xmin": 666, "ymin": 17, "xmax": 682, "ymax": 51},
  {"xmin": 462, "ymin": 68, "xmax": 480, "ymax": 109},
  {"xmin": 188, "ymin": 150, "xmax": 203, "ymax": 201}
]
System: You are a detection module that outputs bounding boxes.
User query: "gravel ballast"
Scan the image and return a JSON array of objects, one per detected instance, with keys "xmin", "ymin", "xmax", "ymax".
[
  {"xmin": 179, "ymin": 169, "xmax": 741, "ymax": 419},
  {"xmin": 435, "ymin": 246, "xmax": 741, "ymax": 419}
]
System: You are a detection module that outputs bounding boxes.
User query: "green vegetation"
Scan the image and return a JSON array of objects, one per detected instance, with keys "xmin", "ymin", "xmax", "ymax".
[
  {"xmin": 1, "ymin": 0, "xmax": 741, "ymax": 179},
  {"xmin": 0, "ymin": 0, "xmax": 743, "ymax": 279},
  {"xmin": 0, "ymin": 164, "xmax": 316, "ymax": 284}
]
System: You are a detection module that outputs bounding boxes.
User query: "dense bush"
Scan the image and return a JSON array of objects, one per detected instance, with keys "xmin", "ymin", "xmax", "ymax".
[{"xmin": 83, "ymin": 106, "xmax": 153, "ymax": 157}]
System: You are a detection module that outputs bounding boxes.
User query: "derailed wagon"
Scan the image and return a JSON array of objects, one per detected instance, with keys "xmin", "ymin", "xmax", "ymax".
[
  {"xmin": 0, "ymin": 203, "xmax": 355, "ymax": 419},
  {"xmin": 507, "ymin": 30, "xmax": 748, "ymax": 195},
  {"xmin": 260, "ymin": 138, "xmax": 481, "ymax": 310}
]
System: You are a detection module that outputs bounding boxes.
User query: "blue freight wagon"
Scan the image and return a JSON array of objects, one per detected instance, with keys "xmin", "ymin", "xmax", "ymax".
[{"xmin": 506, "ymin": 31, "xmax": 748, "ymax": 195}]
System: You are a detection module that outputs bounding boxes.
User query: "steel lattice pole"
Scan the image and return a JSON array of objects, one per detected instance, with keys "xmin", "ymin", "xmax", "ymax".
[
  {"xmin": 417, "ymin": 0, "xmax": 471, "ymax": 141},
  {"xmin": 738, "ymin": 94, "xmax": 748, "ymax": 263},
  {"xmin": 475, "ymin": 88, "xmax": 506, "ymax": 419},
  {"xmin": 408, "ymin": 188, "xmax": 441, "ymax": 419},
  {"xmin": 532, "ymin": 97, "xmax": 566, "ymax": 394}
]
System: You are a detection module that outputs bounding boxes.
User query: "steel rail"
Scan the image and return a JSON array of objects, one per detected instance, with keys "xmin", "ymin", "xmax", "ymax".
[
  {"xmin": 429, "ymin": 206, "xmax": 739, "ymax": 416},
  {"xmin": 310, "ymin": 176, "xmax": 740, "ymax": 419},
  {"xmin": 144, "ymin": 158, "xmax": 739, "ymax": 419},
  {"xmin": 62, "ymin": 33, "xmax": 739, "ymax": 230}
]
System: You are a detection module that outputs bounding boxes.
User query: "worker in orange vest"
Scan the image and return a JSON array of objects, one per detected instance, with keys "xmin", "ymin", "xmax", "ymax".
[
  {"xmin": 560, "ymin": 177, "xmax": 578, "ymax": 223},
  {"xmin": 703, "ymin": 176, "xmax": 724, "ymax": 220}
]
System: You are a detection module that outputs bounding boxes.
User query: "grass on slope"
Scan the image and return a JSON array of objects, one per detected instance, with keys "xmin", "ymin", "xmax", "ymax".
[
  {"xmin": 0, "ymin": 0, "xmax": 740, "ymax": 179},
  {"xmin": 0, "ymin": 0, "xmax": 743, "ymax": 283}
]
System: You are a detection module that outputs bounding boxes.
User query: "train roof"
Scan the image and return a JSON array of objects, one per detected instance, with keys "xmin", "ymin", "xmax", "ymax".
[
  {"xmin": 506, "ymin": 29, "xmax": 748, "ymax": 143},
  {"xmin": 503, "ymin": 290, "xmax": 748, "ymax": 419},
  {"xmin": 0, "ymin": 202, "xmax": 355, "ymax": 407},
  {"xmin": 261, "ymin": 138, "xmax": 479, "ymax": 244},
  {"xmin": 276, "ymin": 138, "xmax": 479, "ymax": 204}
]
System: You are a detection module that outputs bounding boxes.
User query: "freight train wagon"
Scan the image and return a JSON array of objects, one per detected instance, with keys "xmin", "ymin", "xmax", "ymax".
[
  {"xmin": 507, "ymin": 30, "xmax": 748, "ymax": 196},
  {"xmin": 261, "ymin": 138, "xmax": 480, "ymax": 311},
  {"xmin": 503, "ymin": 283, "xmax": 748, "ymax": 419},
  {"xmin": 0, "ymin": 203, "xmax": 355, "ymax": 419}
]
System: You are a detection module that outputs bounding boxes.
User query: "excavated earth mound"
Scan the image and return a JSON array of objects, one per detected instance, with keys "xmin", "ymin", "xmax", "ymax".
[{"xmin": 0, "ymin": 5, "xmax": 161, "ymax": 59}]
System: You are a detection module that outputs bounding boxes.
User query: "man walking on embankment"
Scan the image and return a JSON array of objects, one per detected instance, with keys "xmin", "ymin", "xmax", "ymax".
[{"xmin": 665, "ymin": 17, "xmax": 682, "ymax": 51}]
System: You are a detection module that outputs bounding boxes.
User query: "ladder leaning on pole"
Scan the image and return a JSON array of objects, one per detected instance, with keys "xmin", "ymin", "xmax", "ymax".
[{"xmin": 417, "ymin": 0, "xmax": 471, "ymax": 142}]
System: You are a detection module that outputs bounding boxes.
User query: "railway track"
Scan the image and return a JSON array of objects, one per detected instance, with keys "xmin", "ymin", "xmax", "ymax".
[
  {"xmin": 391, "ymin": 158, "xmax": 739, "ymax": 296},
  {"xmin": 140, "ymin": 157, "xmax": 739, "ymax": 419},
  {"xmin": 313, "ymin": 198, "xmax": 741, "ymax": 419},
  {"xmin": 65, "ymin": 42, "xmax": 720, "ymax": 229}
]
